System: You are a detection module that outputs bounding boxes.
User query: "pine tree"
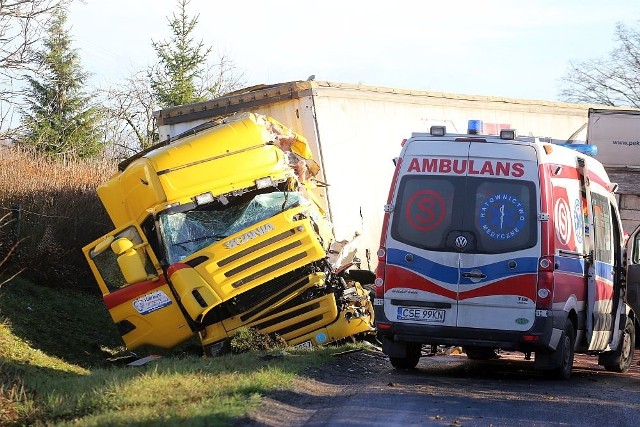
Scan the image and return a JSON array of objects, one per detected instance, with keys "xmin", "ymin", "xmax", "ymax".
[
  {"xmin": 20, "ymin": 6, "xmax": 103, "ymax": 159},
  {"xmin": 150, "ymin": 0, "xmax": 211, "ymax": 108}
]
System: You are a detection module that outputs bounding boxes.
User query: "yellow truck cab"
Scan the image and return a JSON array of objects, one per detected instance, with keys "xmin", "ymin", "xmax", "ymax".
[{"xmin": 83, "ymin": 113, "xmax": 374, "ymax": 355}]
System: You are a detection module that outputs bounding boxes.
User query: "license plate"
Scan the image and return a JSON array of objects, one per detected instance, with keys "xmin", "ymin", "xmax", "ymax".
[
  {"xmin": 293, "ymin": 340, "xmax": 313, "ymax": 350},
  {"xmin": 397, "ymin": 306, "xmax": 445, "ymax": 322}
]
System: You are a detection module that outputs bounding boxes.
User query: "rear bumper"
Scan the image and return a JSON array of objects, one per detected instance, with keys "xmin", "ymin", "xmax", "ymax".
[{"xmin": 375, "ymin": 304, "xmax": 565, "ymax": 353}]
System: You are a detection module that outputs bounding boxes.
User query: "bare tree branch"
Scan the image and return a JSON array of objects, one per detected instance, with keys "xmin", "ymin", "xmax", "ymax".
[
  {"xmin": 0, "ymin": 0, "xmax": 65, "ymax": 138},
  {"xmin": 559, "ymin": 21, "xmax": 640, "ymax": 108}
]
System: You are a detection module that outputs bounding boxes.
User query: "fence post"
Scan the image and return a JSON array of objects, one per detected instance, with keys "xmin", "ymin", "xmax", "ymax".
[{"xmin": 11, "ymin": 205, "xmax": 21, "ymax": 238}]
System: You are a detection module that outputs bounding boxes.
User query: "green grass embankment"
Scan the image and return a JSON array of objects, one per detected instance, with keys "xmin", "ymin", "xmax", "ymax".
[{"xmin": 0, "ymin": 279, "xmax": 344, "ymax": 426}]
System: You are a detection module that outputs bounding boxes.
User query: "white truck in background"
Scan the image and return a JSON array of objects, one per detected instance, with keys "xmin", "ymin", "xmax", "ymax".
[
  {"xmin": 154, "ymin": 80, "xmax": 593, "ymax": 272},
  {"xmin": 586, "ymin": 108, "xmax": 640, "ymax": 169}
]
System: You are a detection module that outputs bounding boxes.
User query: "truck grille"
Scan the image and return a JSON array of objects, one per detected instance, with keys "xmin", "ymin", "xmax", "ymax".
[{"xmin": 199, "ymin": 266, "xmax": 312, "ymax": 326}]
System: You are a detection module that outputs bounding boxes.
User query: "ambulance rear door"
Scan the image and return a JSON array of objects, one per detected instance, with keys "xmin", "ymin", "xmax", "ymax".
[
  {"xmin": 455, "ymin": 141, "xmax": 540, "ymax": 331},
  {"xmin": 385, "ymin": 138, "xmax": 469, "ymax": 328},
  {"xmin": 385, "ymin": 137, "xmax": 539, "ymax": 332}
]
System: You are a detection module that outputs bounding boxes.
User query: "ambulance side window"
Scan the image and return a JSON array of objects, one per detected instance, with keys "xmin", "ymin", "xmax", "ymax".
[{"xmin": 592, "ymin": 193, "xmax": 613, "ymax": 264}]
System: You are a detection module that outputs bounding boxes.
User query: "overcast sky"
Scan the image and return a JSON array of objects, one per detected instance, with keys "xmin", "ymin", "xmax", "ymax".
[{"xmin": 68, "ymin": 0, "xmax": 640, "ymax": 102}]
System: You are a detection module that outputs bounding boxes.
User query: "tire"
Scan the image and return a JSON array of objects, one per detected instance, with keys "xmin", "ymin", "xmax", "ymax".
[
  {"xmin": 550, "ymin": 319, "xmax": 575, "ymax": 380},
  {"xmin": 389, "ymin": 343, "xmax": 421, "ymax": 369},
  {"xmin": 600, "ymin": 317, "xmax": 635, "ymax": 373},
  {"xmin": 462, "ymin": 346, "xmax": 498, "ymax": 360}
]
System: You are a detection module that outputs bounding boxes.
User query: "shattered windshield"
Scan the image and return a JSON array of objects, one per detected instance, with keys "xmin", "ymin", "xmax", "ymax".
[{"xmin": 159, "ymin": 191, "xmax": 309, "ymax": 264}]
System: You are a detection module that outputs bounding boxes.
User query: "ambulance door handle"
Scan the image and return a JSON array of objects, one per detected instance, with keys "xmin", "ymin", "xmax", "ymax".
[{"xmin": 462, "ymin": 272, "xmax": 486, "ymax": 279}]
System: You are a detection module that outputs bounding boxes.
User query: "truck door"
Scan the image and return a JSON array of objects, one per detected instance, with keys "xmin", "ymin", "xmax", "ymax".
[
  {"xmin": 83, "ymin": 223, "xmax": 194, "ymax": 350},
  {"xmin": 626, "ymin": 224, "xmax": 640, "ymax": 319}
]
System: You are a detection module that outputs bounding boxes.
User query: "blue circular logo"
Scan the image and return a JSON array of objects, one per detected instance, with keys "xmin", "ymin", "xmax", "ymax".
[
  {"xmin": 478, "ymin": 193, "xmax": 526, "ymax": 240},
  {"xmin": 573, "ymin": 199, "xmax": 583, "ymax": 244},
  {"xmin": 315, "ymin": 332, "xmax": 328, "ymax": 344}
]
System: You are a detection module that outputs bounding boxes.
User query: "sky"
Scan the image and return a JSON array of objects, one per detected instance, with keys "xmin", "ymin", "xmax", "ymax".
[{"xmin": 68, "ymin": 0, "xmax": 640, "ymax": 102}]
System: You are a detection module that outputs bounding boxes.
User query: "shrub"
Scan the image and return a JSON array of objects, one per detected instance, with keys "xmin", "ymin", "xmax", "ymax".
[
  {"xmin": 0, "ymin": 146, "xmax": 115, "ymax": 287},
  {"xmin": 226, "ymin": 327, "xmax": 287, "ymax": 354}
]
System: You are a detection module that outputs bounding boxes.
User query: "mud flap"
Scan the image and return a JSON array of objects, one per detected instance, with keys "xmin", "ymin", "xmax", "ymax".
[
  {"xmin": 534, "ymin": 345, "xmax": 563, "ymax": 370},
  {"xmin": 381, "ymin": 336, "xmax": 411, "ymax": 358},
  {"xmin": 533, "ymin": 324, "xmax": 564, "ymax": 370}
]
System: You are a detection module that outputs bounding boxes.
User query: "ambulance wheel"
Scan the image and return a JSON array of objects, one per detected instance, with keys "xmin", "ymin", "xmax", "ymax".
[
  {"xmin": 462, "ymin": 346, "xmax": 498, "ymax": 360},
  {"xmin": 389, "ymin": 343, "xmax": 421, "ymax": 369},
  {"xmin": 600, "ymin": 317, "xmax": 635, "ymax": 373},
  {"xmin": 550, "ymin": 319, "xmax": 575, "ymax": 380}
]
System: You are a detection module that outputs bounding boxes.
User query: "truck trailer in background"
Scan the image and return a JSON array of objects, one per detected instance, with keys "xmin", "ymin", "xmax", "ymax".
[
  {"xmin": 155, "ymin": 80, "xmax": 597, "ymax": 271},
  {"xmin": 586, "ymin": 108, "xmax": 640, "ymax": 168},
  {"xmin": 585, "ymin": 108, "xmax": 640, "ymax": 233}
]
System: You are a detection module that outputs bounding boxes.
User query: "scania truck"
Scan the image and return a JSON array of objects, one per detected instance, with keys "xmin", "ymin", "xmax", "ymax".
[{"xmin": 83, "ymin": 113, "xmax": 374, "ymax": 356}]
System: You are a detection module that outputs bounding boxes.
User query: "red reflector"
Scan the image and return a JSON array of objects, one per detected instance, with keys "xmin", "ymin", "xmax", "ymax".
[
  {"xmin": 522, "ymin": 334, "xmax": 539, "ymax": 342},
  {"xmin": 377, "ymin": 322, "xmax": 392, "ymax": 330}
]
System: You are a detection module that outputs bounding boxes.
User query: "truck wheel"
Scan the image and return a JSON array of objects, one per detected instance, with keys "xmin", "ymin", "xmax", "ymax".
[
  {"xmin": 550, "ymin": 319, "xmax": 575, "ymax": 380},
  {"xmin": 462, "ymin": 346, "xmax": 498, "ymax": 360},
  {"xmin": 389, "ymin": 343, "xmax": 421, "ymax": 369},
  {"xmin": 600, "ymin": 317, "xmax": 635, "ymax": 373}
]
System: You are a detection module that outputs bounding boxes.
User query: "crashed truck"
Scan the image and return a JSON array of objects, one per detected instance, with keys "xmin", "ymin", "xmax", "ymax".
[{"xmin": 83, "ymin": 112, "xmax": 375, "ymax": 356}]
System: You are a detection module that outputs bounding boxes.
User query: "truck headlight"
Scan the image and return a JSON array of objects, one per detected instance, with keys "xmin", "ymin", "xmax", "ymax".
[
  {"xmin": 255, "ymin": 177, "xmax": 274, "ymax": 189},
  {"xmin": 195, "ymin": 192, "xmax": 214, "ymax": 205}
]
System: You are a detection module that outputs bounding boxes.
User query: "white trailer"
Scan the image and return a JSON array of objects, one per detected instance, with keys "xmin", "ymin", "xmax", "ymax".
[
  {"xmin": 585, "ymin": 108, "xmax": 640, "ymax": 233},
  {"xmin": 155, "ymin": 80, "xmax": 594, "ymax": 270},
  {"xmin": 586, "ymin": 108, "xmax": 640, "ymax": 168}
]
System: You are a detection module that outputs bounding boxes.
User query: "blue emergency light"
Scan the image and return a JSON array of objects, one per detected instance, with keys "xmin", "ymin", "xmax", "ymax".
[
  {"xmin": 468, "ymin": 120, "xmax": 483, "ymax": 135},
  {"xmin": 553, "ymin": 142, "xmax": 598, "ymax": 157}
]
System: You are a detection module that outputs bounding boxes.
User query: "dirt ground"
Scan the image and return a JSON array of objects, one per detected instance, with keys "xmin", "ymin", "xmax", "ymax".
[
  {"xmin": 236, "ymin": 346, "xmax": 640, "ymax": 426},
  {"xmin": 235, "ymin": 347, "xmax": 389, "ymax": 426}
]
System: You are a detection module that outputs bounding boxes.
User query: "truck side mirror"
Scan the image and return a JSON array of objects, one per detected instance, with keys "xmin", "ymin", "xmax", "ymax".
[{"xmin": 111, "ymin": 238, "xmax": 148, "ymax": 284}]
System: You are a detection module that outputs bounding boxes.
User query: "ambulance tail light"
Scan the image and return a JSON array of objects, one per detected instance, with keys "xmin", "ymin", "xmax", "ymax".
[
  {"xmin": 536, "ymin": 256, "xmax": 555, "ymax": 310},
  {"xmin": 375, "ymin": 247, "xmax": 386, "ymax": 299}
]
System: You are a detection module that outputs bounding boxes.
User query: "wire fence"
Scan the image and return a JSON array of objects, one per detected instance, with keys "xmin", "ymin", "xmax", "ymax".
[{"xmin": 0, "ymin": 205, "xmax": 111, "ymax": 242}]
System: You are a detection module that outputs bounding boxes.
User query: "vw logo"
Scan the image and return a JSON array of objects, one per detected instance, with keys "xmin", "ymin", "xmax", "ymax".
[{"xmin": 455, "ymin": 235, "xmax": 468, "ymax": 249}]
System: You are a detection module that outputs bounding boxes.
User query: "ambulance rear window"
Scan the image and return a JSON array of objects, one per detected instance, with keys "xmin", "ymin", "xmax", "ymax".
[{"xmin": 391, "ymin": 175, "xmax": 536, "ymax": 254}]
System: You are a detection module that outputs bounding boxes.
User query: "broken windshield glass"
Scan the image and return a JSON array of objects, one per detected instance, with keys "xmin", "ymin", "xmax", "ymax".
[{"xmin": 159, "ymin": 191, "xmax": 309, "ymax": 264}]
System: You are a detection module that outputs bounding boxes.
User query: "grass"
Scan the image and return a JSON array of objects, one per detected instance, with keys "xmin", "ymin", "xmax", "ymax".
[{"xmin": 0, "ymin": 278, "xmax": 354, "ymax": 426}]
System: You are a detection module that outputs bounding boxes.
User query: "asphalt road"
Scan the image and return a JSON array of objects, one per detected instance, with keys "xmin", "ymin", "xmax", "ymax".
[{"xmin": 248, "ymin": 349, "xmax": 640, "ymax": 427}]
